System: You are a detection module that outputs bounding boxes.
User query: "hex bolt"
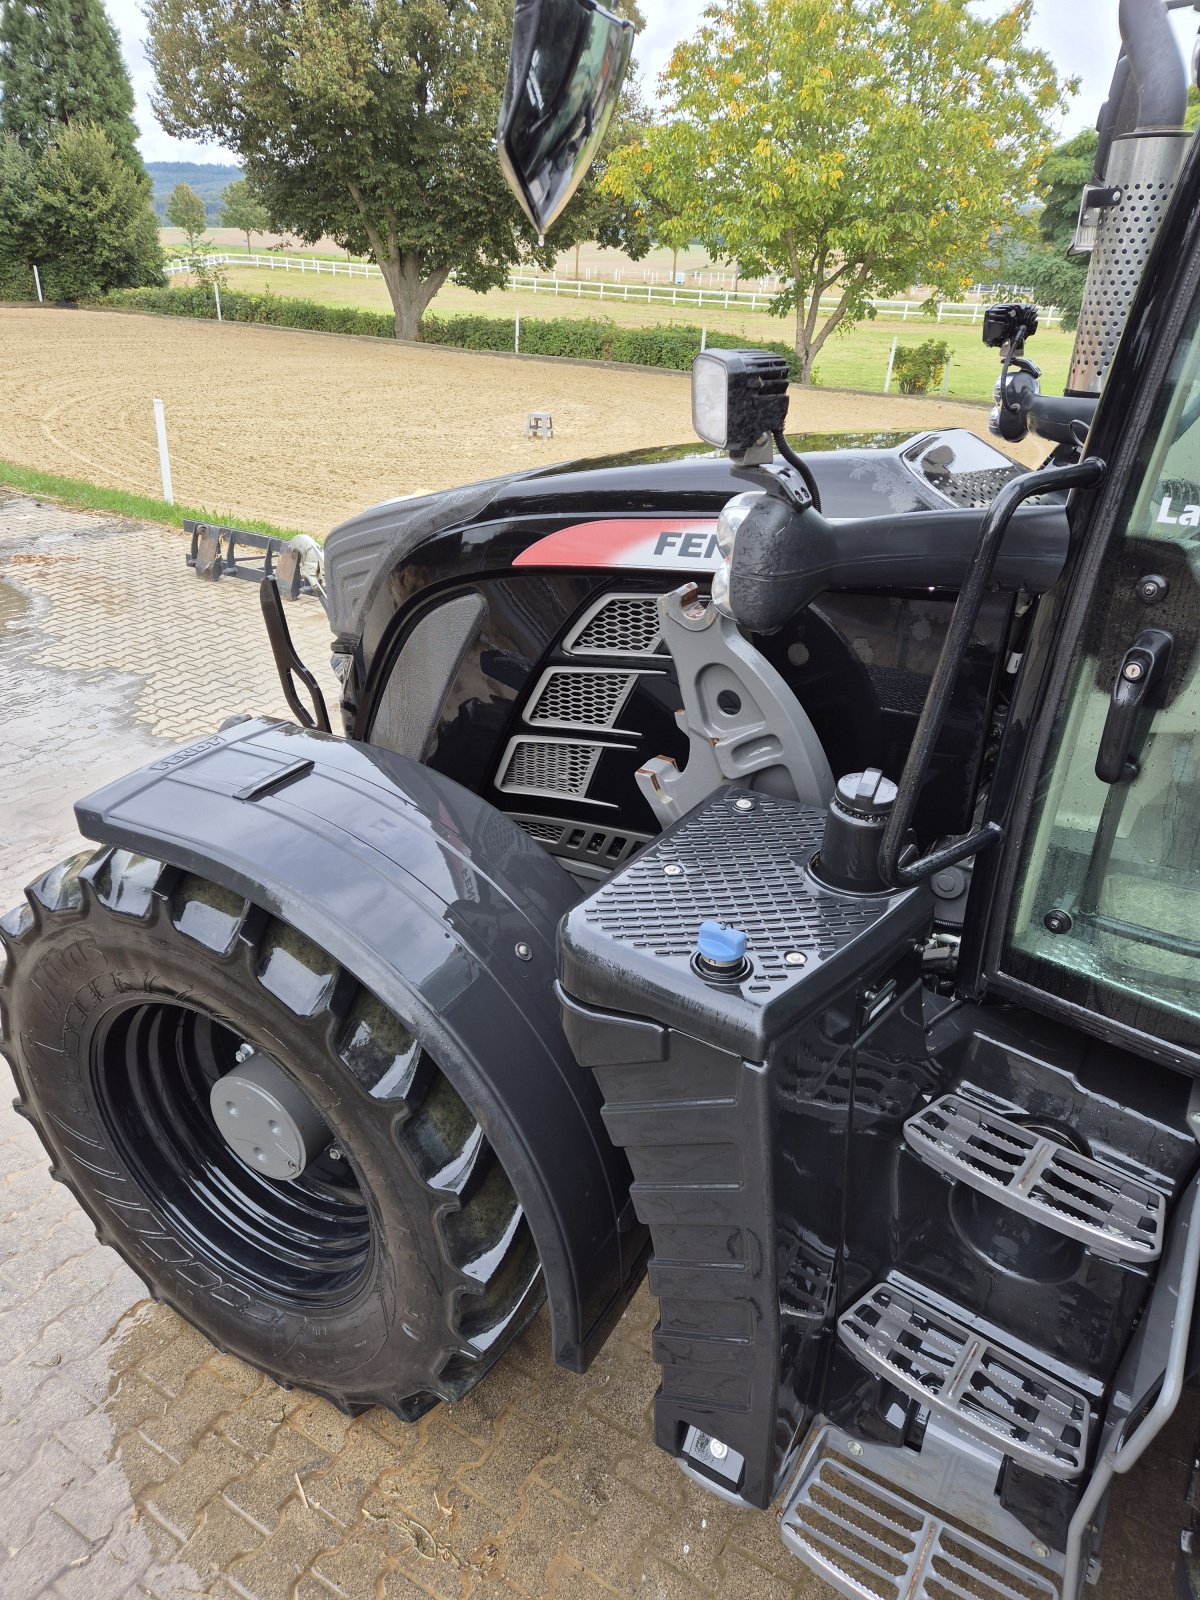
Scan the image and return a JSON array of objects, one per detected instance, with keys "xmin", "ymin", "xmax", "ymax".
[
  {"xmin": 664, "ymin": 863, "xmax": 684, "ymax": 877},
  {"xmin": 847, "ymin": 1441, "xmax": 864, "ymax": 1457},
  {"xmin": 1189, "ymin": 1111, "xmax": 1200, "ymax": 1126},
  {"xmin": 734, "ymin": 797, "xmax": 754, "ymax": 812},
  {"xmin": 235, "ymin": 1042, "xmax": 254, "ymax": 1063},
  {"xmin": 1031, "ymin": 1542, "xmax": 1050, "ymax": 1560},
  {"xmin": 784, "ymin": 950, "xmax": 807, "ymax": 967},
  {"xmin": 1123, "ymin": 660, "xmax": 1145, "ymax": 682},
  {"xmin": 515, "ymin": 941, "xmax": 532, "ymax": 961},
  {"xmin": 327, "ymin": 1146, "xmax": 343, "ymax": 1161},
  {"xmin": 709, "ymin": 1440, "xmax": 729, "ymax": 1461}
]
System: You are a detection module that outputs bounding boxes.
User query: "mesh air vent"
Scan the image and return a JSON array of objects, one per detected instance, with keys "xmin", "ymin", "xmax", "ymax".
[
  {"xmin": 1069, "ymin": 134, "xmax": 1189, "ymax": 393},
  {"xmin": 928, "ymin": 465, "xmax": 1024, "ymax": 510},
  {"xmin": 526, "ymin": 668, "xmax": 637, "ymax": 729},
  {"xmin": 498, "ymin": 738, "xmax": 604, "ymax": 799},
  {"xmin": 514, "ymin": 818, "xmax": 565, "ymax": 844},
  {"xmin": 566, "ymin": 594, "xmax": 663, "ymax": 657}
]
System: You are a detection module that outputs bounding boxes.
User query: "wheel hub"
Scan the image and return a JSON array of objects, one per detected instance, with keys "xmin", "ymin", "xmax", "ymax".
[{"xmin": 209, "ymin": 1050, "xmax": 331, "ymax": 1179}]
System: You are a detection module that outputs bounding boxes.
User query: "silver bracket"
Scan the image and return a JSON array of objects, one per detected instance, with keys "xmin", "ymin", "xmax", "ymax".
[{"xmin": 635, "ymin": 583, "xmax": 834, "ymax": 827}]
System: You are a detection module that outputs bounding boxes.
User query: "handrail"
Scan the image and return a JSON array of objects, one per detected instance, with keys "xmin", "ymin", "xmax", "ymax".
[{"xmin": 877, "ymin": 455, "xmax": 1107, "ymax": 887}]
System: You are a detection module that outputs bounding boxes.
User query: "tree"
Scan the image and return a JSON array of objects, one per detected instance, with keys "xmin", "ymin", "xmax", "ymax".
[
  {"xmin": 1013, "ymin": 129, "xmax": 1095, "ymax": 331},
  {"xmin": 606, "ymin": 0, "xmax": 1069, "ymax": 382},
  {"xmin": 0, "ymin": 0, "xmax": 144, "ymax": 174},
  {"xmin": 33, "ymin": 121, "xmax": 162, "ymax": 299},
  {"xmin": 0, "ymin": 132, "xmax": 37, "ymax": 296},
  {"xmin": 148, "ymin": 0, "xmax": 564, "ymax": 340},
  {"xmin": 219, "ymin": 177, "xmax": 268, "ymax": 253},
  {"xmin": 165, "ymin": 180, "xmax": 206, "ymax": 248}
]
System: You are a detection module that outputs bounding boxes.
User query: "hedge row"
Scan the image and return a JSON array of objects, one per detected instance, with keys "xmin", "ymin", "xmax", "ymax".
[{"xmin": 103, "ymin": 285, "xmax": 802, "ymax": 379}]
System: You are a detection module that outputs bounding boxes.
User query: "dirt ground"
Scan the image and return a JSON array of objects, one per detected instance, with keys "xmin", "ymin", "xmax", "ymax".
[{"xmin": 0, "ymin": 307, "xmax": 1042, "ymax": 537}]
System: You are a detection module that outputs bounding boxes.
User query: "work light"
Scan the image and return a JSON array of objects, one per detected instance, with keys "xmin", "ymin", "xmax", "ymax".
[{"xmin": 691, "ymin": 349, "xmax": 791, "ymax": 455}]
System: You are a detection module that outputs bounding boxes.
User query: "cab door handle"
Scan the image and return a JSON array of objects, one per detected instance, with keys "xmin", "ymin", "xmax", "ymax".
[{"xmin": 1095, "ymin": 628, "xmax": 1173, "ymax": 783}]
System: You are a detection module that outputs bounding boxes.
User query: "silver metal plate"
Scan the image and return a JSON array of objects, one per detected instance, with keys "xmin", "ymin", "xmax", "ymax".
[
  {"xmin": 839, "ymin": 1281, "xmax": 1090, "ymax": 1479},
  {"xmin": 904, "ymin": 1093, "xmax": 1166, "ymax": 1262},
  {"xmin": 781, "ymin": 1437, "xmax": 1059, "ymax": 1600}
]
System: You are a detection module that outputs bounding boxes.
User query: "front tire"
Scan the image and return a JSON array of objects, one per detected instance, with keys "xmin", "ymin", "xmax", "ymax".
[{"xmin": 0, "ymin": 847, "xmax": 543, "ymax": 1418}]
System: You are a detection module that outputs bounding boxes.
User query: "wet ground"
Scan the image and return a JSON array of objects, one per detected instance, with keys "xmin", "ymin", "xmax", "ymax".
[{"xmin": 0, "ymin": 490, "xmax": 1194, "ymax": 1599}]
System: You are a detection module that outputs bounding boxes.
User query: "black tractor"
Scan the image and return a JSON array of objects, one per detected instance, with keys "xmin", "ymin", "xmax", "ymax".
[{"xmin": 5, "ymin": 1, "xmax": 1200, "ymax": 1595}]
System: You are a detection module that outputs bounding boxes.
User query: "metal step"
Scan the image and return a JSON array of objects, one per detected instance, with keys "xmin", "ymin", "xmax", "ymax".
[
  {"xmin": 904, "ymin": 1093, "xmax": 1165, "ymax": 1262},
  {"xmin": 838, "ymin": 1282, "xmax": 1089, "ymax": 1479},
  {"xmin": 780, "ymin": 1434, "xmax": 1060, "ymax": 1600}
]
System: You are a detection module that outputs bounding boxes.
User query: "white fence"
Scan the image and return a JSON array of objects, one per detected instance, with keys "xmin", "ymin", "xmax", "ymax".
[{"xmin": 164, "ymin": 252, "xmax": 1061, "ymax": 326}]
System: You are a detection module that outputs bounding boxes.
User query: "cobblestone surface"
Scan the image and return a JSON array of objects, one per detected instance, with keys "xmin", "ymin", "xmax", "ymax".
[{"xmin": 0, "ymin": 491, "xmax": 1194, "ymax": 1599}]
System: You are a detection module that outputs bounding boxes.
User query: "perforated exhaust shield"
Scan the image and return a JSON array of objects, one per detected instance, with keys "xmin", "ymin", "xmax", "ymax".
[{"xmin": 1068, "ymin": 131, "xmax": 1191, "ymax": 395}]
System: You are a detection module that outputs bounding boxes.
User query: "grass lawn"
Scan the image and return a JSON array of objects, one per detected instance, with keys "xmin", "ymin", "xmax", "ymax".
[
  {"xmin": 0, "ymin": 458, "xmax": 306, "ymax": 541},
  {"xmin": 187, "ymin": 264, "xmax": 1073, "ymax": 403}
]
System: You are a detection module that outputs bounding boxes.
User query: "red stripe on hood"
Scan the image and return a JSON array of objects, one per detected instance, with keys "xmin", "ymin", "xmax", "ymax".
[{"xmin": 513, "ymin": 518, "xmax": 717, "ymax": 568}]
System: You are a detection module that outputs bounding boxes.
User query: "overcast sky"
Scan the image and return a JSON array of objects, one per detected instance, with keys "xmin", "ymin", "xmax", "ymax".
[{"xmin": 108, "ymin": 0, "xmax": 1199, "ymax": 165}]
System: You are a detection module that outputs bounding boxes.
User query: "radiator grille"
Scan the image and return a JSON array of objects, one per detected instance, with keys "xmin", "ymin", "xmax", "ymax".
[
  {"xmin": 498, "ymin": 738, "xmax": 603, "ymax": 799},
  {"xmin": 526, "ymin": 669, "xmax": 637, "ymax": 730},
  {"xmin": 566, "ymin": 594, "xmax": 663, "ymax": 657},
  {"xmin": 514, "ymin": 818, "xmax": 566, "ymax": 844}
]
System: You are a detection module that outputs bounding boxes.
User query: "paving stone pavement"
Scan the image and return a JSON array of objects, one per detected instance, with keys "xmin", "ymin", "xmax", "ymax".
[{"xmin": 0, "ymin": 490, "xmax": 1194, "ymax": 1600}]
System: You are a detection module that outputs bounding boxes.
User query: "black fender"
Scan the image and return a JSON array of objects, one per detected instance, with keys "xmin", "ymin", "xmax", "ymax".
[{"xmin": 73, "ymin": 717, "xmax": 648, "ymax": 1371}]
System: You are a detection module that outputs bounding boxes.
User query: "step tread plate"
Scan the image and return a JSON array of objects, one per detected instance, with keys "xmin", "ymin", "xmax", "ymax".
[
  {"xmin": 838, "ymin": 1282, "xmax": 1089, "ymax": 1479},
  {"xmin": 781, "ymin": 1444, "xmax": 1059, "ymax": 1600},
  {"xmin": 904, "ymin": 1092, "xmax": 1165, "ymax": 1262}
]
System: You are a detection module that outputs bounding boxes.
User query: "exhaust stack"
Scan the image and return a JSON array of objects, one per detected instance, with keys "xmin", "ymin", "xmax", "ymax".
[{"xmin": 1067, "ymin": 0, "xmax": 1192, "ymax": 396}]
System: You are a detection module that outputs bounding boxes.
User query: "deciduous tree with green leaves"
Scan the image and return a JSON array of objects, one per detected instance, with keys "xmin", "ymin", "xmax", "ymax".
[
  {"xmin": 0, "ymin": 132, "xmax": 37, "ymax": 296},
  {"xmin": 1013, "ymin": 129, "xmax": 1096, "ymax": 332},
  {"xmin": 33, "ymin": 121, "xmax": 162, "ymax": 299},
  {"xmin": 0, "ymin": 0, "xmax": 145, "ymax": 174},
  {"xmin": 606, "ymin": 0, "xmax": 1069, "ymax": 382},
  {"xmin": 149, "ymin": 0, "xmax": 572, "ymax": 339},
  {"xmin": 219, "ymin": 177, "xmax": 268, "ymax": 254},
  {"xmin": 166, "ymin": 180, "xmax": 206, "ymax": 247}
]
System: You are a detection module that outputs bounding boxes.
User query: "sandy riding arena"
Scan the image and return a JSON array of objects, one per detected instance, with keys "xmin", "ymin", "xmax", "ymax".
[{"xmin": 1, "ymin": 307, "xmax": 1036, "ymax": 535}]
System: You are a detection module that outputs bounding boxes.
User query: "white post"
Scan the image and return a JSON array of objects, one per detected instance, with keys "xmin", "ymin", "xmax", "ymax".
[
  {"xmin": 903, "ymin": 301, "xmax": 909, "ymax": 321},
  {"xmin": 701, "ymin": 327, "xmax": 707, "ymax": 351},
  {"xmin": 515, "ymin": 314, "xmax": 520, "ymax": 354},
  {"xmin": 32, "ymin": 264, "xmax": 43, "ymax": 303},
  {"xmin": 937, "ymin": 302, "xmax": 944, "ymax": 322},
  {"xmin": 213, "ymin": 281, "xmax": 222, "ymax": 321},
  {"xmin": 883, "ymin": 337, "xmax": 898, "ymax": 394},
  {"xmin": 153, "ymin": 399, "xmax": 174, "ymax": 504},
  {"xmin": 941, "ymin": 356, "xmax": 952, "ymax": 396}
]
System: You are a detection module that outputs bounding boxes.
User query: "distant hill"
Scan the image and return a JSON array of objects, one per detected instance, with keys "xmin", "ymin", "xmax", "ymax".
[{"xmin": 147, "ymin": 161, "xmax": 241, "ymax": 223}]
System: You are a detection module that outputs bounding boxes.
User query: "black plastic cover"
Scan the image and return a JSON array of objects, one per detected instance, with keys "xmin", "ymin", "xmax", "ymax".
[{"xmin": 558, "ymin": 786, "xmax": 933, "ymax": 1506}]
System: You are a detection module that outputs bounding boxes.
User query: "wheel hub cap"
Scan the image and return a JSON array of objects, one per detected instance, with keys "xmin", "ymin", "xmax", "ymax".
[{"xmin": 209, "ymin": 1050, "xmax": 330, "ymax": 1179}]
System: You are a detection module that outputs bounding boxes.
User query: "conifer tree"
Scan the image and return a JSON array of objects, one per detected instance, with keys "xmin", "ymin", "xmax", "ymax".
[{"xmin": 0, "ymin": 0, "xmax": 144, "ymax": 174}]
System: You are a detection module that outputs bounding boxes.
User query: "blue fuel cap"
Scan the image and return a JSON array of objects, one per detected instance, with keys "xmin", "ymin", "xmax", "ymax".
[{"xmin": 697, "ymin": 919, "xmax": 748, "ymax": 967}]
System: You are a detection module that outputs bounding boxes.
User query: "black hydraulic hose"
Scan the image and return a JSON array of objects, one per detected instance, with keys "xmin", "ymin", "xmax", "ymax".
[
  {"xmin": 772, "ymin": 430, "xmax": 822, "ymax": 512},
  {"xmin": 1118, "ymin": 0, "xmax": 1187, "ymax": 130}
]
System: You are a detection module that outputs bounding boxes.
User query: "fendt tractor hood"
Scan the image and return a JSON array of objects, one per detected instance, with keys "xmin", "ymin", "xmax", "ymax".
[{"xmin": 323, "ymin": 427, "xmax": 1025, "ymax": 647}]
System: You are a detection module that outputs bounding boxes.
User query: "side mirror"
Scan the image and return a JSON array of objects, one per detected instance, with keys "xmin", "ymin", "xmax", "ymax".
[{"xmin": 497, "ymin": 0, "xmax": 635, "ymax": 236}]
